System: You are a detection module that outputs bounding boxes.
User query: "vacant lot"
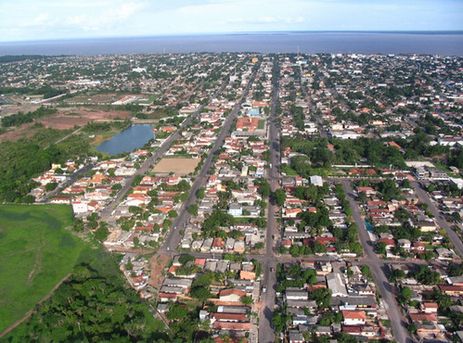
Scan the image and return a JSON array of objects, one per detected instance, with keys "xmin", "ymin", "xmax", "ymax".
[
  {"xmin": 153, "ymin": 157, "xmax": 201, "ymax": 176},
  {"xmin": 63, "ymin": 93, "xmax": 129, "ymax": 105},
  {"xmin": 0, "ymin": 204, "xmax": 87, "ymax": 333},
  {"xmin": 39, "ymin": 107, "xmax": 131, "ymax": 130}
]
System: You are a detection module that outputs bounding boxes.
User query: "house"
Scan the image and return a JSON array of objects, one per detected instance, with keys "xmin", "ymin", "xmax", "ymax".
[
  {"xmin": 398, "ymin": 239, "xmax": 411, "ymax": 250},
  {"xmin": 240, "ymin": 271, "xmax": 256, "ymax": 281},
  {"xmin": 342, "ymin": 310, "xmax": 367, "ymax": 326},
  {"xmin": 212, "ymin": 321, "xmax": 251, "ymax": 331},
  {"xmin": 310, "ymin": 175, "xmax": 324, "ymax": 187},
  {"xmin": 416, "ymin": 323, "xmax": 443, "ymax": 340},
  {"xmin": 439, "ymin": 285, "xmax": 463, "ymax": 296},
  {"xmin": 211, "ymin": 312, "xmax": 247, "ymax": 322},
  {"xmin": 327, "ymin": 272, "xmax": 349, "ymax": 297},
  {"xmin": 286, "ymin": 289, "xmax": 308, "ymax": 301},
  {"xmin": 409, "ymin": 313, "xmax": 437, "ymax": 323},
  {"xmin": 211, "ymin": 238, "xmax": 225, "ymax": 253},
  {"xmin": 288, "ymin": 330, "xmax": 304, "ymax": 343},
  {"xmin": 357, "ymin": 187, "xmax": 376, "ymax": 197},
  {"xmin": 228, "ymin": 203, "xmax": 243, "ymax": 217}
]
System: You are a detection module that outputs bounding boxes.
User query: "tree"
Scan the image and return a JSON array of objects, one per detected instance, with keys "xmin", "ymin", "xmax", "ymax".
[
  {"xmin": 190, "ymin": 286, "xmax": 211, "ymax": 302},
  {"xmin": 196, "ymin": 187, "xmax": 206, "ymax": 199},
  {"xmin": 399, "ymin": 287, "xmax": 413, "ymax": 304},
  {"xmin": 376, "ymin": 242, "xmax": 387, "ymax": 255},
  {"xmin": 273, "ymin": 189, "xmax": 286, "ymax": 207},
  {"xmin": 178, "ymin": 254, "xmax": 194, "ymax": 265},
  {"xmin": 241, "ymin": 296, "xmax": 253, "ymax": 305},
  {"xmin": 378, "ymin": 179, "xmax": 400, "ymax": 201},
  {"xmin": 255, "ymin": 179, "xmax": 271, "ymax": 197},
  {"xmin": 272, "ymin": 311, "xmax": 288, "ymax": 333},
  {"xmin": 94, "ymin": 224, "xmax": 109, "ymax": 241},
  {"xmin": 187, "ymin": 204, "xmax": 198, "ymax": 216},
  {"xmin": 167, "ymin": 303, "xmax": 189, "ymax": 321},
  {"xmin": 5, "ymin": 250, "xmax": 169, "ymax": 342},
  {"xmin": 413, "ymin": 265, "xmax": 441, "ymax": 285},
  {"xmin": 45, "ymin": 182, "xmax": 58, "ymax": 191},
  {"xmin": 312, "ymin": 288, "xmax": 332, "ymax": 309}
]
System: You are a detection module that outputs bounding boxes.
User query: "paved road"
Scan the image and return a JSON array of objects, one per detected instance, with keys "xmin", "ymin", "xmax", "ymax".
[
  {"xmin": 259, "ymin": 60, "xmax": 280, "ymax": 343},
  {"xmin": 411, "ymin": 180, "xmax": 463, "ymax": 257},
  {"xmin": 39, "ymin": 163, "xmax": 95, "ymax": 203},
  {"xmin": 159, "ymin": 65, "xmax": 260, "ymax": 254},
  {"xmin": 342, "ymin": 180, "xmax": 413, "ymax": 343},
  {"xmin": 100, "ymin": 81, "xmax": 227, "ymax": 222},
  {"xmin": 298, "ymin": 65, "xmax": 328, "ymax": 139}
]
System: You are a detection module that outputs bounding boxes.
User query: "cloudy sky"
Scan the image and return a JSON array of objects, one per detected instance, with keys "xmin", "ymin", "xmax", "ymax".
[{"xmin": 1, "ymin": 0, "xmax": 462, "ymax": 42}]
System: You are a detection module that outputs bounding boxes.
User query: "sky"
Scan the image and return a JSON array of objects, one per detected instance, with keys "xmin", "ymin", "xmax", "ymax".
[{"xmin": 0, "ymin": 0, "xmax": 462, "ymax": 42}]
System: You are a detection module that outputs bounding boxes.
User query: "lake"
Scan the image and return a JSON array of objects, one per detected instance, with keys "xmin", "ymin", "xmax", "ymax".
[{"xmin": 96, "ymin": 124, "xmax": 154, "ymax": 155}]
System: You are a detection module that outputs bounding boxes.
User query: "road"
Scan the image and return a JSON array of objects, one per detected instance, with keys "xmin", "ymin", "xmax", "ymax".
[
  {"xmin": 298, "ymin": 64, "xmax": 328, "ymax": 139},
  {"xmin": 100, "ymin": 80, "xmax": 228, "ymax": 222},
  {"xmin": 342, "ymin": 180, "xmax": 413, "ymax": 343},
  {"xmin": 159, "ymin": 64, "xmax": 260, "ymax": 254},
  {"xmin": 411, "ymin": 180, "xmax": 463, "ymax": 257},
  {"xmin": 258, "ymin": 60, "xmax": 280, "ymax": 343},
  {"xmin": 39, "ymin": 162, "xmax": 95, "ymax": 203}
]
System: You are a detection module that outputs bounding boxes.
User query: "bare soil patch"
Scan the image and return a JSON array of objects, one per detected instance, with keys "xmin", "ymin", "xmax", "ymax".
[
  {"xmin": 149, "ymin": 254, "xmax": 170, "ymax": 288},
  {"xmin": 153, "ymin": 157, "xmax": 201, "ymax": 176},
  {"xmin": 0, "ymin": 123, "xmax": 37, "ymax": 142},
  {"xmin": 39, "ymin": 107, "xmax": 131, "ymax": 130}
]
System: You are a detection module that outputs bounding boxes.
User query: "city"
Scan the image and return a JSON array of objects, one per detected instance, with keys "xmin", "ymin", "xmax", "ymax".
[{"xmin": 1, "ymin": 51, "xmax": 463, "ymax": 342}]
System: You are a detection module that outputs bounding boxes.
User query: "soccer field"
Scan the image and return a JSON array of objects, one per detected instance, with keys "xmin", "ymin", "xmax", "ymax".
[{"xmin": 0, "ymin": 204, "xmax": 87, "ymax": 333}]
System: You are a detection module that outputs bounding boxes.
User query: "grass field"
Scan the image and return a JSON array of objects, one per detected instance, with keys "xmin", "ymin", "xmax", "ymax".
[{"xmin": 0, "ymin": 204, "xmax": 87, "ymax": 333}]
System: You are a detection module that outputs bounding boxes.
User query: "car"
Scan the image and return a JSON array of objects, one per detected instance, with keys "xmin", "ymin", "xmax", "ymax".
[
  {"xmin": 270, "ymin": 267, "xmax": 275, "ymax": 272},
  {"xmin": 262, "ymin": 287, "xmax": 267, "ymax": 293}
]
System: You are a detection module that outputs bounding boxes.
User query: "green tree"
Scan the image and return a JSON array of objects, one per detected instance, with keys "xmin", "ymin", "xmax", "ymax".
[{"xmin": 273, "ymin": 189, "xmax": 286, "ymax": 207}]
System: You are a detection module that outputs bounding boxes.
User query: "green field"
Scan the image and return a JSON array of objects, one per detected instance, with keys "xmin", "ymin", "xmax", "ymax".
[{"xmin": 0, "ymin": 204, "xmax": 87, "ymax": 333}]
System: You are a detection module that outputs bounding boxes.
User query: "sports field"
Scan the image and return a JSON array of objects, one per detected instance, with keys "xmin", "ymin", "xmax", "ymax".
[
  {"xmin": 0, "ymin": 204, "xmax": 87, "ymax": 333},
  {"xmin": 153, "ymin": 157, "xmax": 201, "ymax": 176}
]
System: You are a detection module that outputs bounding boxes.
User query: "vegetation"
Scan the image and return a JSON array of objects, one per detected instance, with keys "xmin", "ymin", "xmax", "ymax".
[
  {"xmin": 1, "ymin": 106, "xmax": 57, "ymax": 128},
  {"xmin": 0, "ymin": 129, "xmax": 92, "ymax": 202},
  {"xmin": 0, "ymin": 204, "xmax": 87, "ymax": 332},
  {"xmin": 5, "ymin": 249, "xmax": 167, "ymax": 342}
]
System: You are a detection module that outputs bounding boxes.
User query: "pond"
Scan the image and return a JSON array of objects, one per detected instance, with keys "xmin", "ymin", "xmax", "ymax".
[{"xmin": 96, "ymin": 124, "xmax": 154, "ymax": 155}]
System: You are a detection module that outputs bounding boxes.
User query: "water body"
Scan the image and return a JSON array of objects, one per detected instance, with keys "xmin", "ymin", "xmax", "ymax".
[
  {"xmin": 96, "ymin": 124, "xmax": 154, "ymax": 155},
  {"xmin": 1, "ymin": 31, "xmax": 463, "ymax": 56}
]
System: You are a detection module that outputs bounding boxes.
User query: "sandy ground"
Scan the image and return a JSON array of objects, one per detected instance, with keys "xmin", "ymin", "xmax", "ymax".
[
  {"xmin": 149, "ymin": 254, "xmax": 170, "ymax": 288},
  {"xmin": 153, "ymin": 157, "xmax": 201, "ymax": 176},
  {"xmin": 0, "ymin": 107, "xmax": 131, "ymax": 141}
]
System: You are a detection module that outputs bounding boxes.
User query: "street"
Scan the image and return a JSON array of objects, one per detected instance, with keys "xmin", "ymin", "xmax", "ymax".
[
  {"xmin": 411, "ymin": 180, "xmax": 463, "ymax": 257},
  {"xmin": 160, "ymin": 65, "xmax": 260, "ymax": 254},
  {"xmin": 258, "ymin": 60, "xmax": 280, "ymax": 343},
  {"xmin": 342, "ymin": 180, "xmax": 413, "ymax": 343}
]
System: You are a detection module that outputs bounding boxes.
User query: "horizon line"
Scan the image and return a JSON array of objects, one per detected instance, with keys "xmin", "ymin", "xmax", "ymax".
[{"xmin": 1, "ymin": 29, "xmax": 463, "ymax": 45}]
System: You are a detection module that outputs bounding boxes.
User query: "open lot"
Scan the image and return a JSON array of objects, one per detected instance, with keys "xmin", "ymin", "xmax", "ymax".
[
  {"xmin": 0, "ymin": 204, "xmax": 88, "ymax": 333},
  {"xmin": 39, "ymin": 107, "xmax": 131, "ymax": 130},
  {"xmin": 0, "ymin": 123, "xmax": 37, "ymax": 142},
  {"xmin": 153, "ymin": 157, "xmax": 201, "ymax": 176}
]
